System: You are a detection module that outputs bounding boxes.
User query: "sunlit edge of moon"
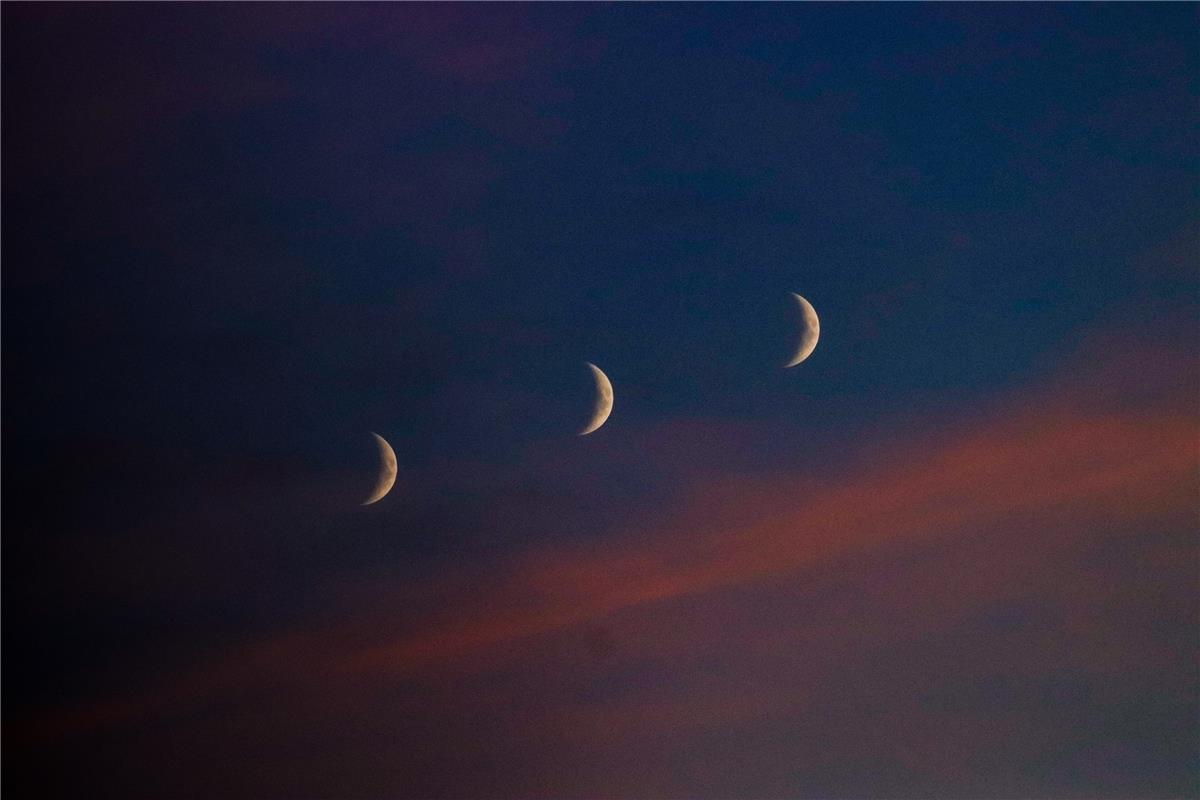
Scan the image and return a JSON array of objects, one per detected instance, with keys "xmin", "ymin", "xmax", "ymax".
[
  {"xmin": 785, "ymin": 292, "xmax": 820, "ymax": 368},
  {"xmin": 578, "ymin": 362, "xmax": 614, "ymax": 436},
  {"xmin": 361, "ymin": 431, "xmax": 398, "ymax": 506}
]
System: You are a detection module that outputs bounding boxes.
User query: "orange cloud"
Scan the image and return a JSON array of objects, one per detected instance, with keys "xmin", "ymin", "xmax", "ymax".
[
  {"xmin": 21, "ymin": 332, "xmax": 1197, "ymax": 743},
  {"xmin": 346, "ymin": 403, "xmax": 1191, "ymax": 674}
]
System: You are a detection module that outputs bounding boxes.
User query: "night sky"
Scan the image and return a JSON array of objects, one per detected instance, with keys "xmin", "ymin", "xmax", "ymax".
[{"xmin": 3, "ymin": 5, "xmax": 1197, "ymax": 799}]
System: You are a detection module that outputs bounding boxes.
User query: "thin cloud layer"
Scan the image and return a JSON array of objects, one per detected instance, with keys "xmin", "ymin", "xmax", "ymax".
[{"xmin": 18, "ymin": 329, "xmax": 1196, "ymax": 798}]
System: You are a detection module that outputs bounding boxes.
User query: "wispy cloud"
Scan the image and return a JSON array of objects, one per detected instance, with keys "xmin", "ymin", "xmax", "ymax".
[{"xmin": 23, "ymin": 329, "xmax": 1195, "ymax": 767}]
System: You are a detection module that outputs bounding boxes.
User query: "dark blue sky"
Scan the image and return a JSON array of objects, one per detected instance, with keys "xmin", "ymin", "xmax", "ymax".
[{"xmin": 4, "ymin": 5, "xmax": 1197, "ymax": 798}]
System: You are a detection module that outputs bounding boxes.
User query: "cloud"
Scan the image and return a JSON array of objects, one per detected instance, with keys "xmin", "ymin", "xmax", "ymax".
[
  {"xmin": 21, "ymin": 328, "xmax": 1195, "ymax": 772},
  {"xmin": 344, "ymin": 373, "xmax": 1192, "ymax": 677}
]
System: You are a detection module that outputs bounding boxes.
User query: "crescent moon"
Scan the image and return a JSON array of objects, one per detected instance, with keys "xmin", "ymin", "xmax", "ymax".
[
  {"xmin": 785, "ymin": 293, "xmax": 820, "ymax": 367},
  {"xmin": 579, "ymin": 362, "xmax": 614, "ymax": 435},
  {"xmin": 361, "ymin": 432, "xmax": 397, "ymax": 506}
]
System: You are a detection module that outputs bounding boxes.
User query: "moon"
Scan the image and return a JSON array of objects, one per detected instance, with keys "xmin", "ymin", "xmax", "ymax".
[
  {"xmin": 361, "ymin": 432, "xmax": 397, "ymax": 506},
  {"xmin": 579, "ymin": 362, "xmax": 614, "ymax": 435},
  {"xmin": 785, "ymin": 293, "xmax": 820, "ymax": 367}
]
